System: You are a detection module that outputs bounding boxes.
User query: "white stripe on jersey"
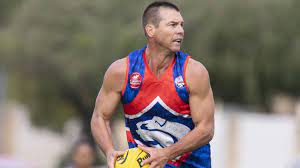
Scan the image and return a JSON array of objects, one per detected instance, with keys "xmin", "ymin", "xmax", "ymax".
[{"xmin": 124, "ymin": 96, "xmax": 191, "ymax": 119}]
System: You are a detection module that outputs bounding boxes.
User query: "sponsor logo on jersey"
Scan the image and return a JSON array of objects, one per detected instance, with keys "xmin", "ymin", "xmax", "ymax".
[
  {"xmin": 175, "ymin": 76, "xmax": 185, "ymax": 88},
  {"xmin": 116, "ymin": 150, "xmax": 129, "ymax": 164},
  {"xmin": 137, "ymin": 152, "xmax": 150, "ymax": 167},
  {"xmin": 130, "ymin": 72, "xmax": 142, "ymax": 89}
]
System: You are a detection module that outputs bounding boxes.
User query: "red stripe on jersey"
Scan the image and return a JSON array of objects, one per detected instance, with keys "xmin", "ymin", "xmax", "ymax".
[
  {"xmin": 167, "ymin": 152, "xmax": 192, "ymax": 167},
  {"xmin": 126, "ymin": 130, "xmax": 136, "ymax": 143}
]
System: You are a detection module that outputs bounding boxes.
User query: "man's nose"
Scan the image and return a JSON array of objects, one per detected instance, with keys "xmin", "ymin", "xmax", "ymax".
[{"xmin": 177, "ymin": 25, "xmax": 184, "ymax": 35}]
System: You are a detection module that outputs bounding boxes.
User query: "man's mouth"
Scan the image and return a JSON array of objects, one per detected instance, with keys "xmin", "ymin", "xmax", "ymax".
[{"xmin": 173, "ymin": 39, "xmax": 183, "ymax": 44}]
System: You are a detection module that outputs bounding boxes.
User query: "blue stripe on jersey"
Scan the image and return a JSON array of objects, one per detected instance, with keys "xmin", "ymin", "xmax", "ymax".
[
  {"xmin": 128, "ymin": 142, "xmax": 137, "ymax": 148},
  {"xmin": 180, "ymin": 144, "xmax": 211, "ymax": 168},
  {"xmin": 173, "ymin": 51, "xmax": 189, "ymax": 104},
  {"xmin": 121, "ymin": 46, "xmax": 146, "ymax": 104},
  {"xmin": 165, "ymin": 164, "xmax": 178, "ymax": 168}
]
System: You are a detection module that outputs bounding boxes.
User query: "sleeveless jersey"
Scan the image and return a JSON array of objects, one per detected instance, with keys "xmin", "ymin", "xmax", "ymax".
[{"xmin": 121, "ymin": 46, "xmax": 211, "ymax": 168}]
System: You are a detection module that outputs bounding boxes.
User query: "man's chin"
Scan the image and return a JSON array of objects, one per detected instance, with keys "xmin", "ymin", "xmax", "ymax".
[
  {"xmin": 171, "ymin": 47, "xmax": 181, "ymax": 52},
  {"xmin": 172, "ymin": 48, "xmax": 180, "ymax": 52}
]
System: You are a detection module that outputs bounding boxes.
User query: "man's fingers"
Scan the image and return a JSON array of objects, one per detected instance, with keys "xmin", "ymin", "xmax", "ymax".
[
  {"xmin": 138, "ymin": 144, "xmax": 145, "ymax": 149},
  {"xmin": 138, "ymin": 145, "xmax": 151, "ymax": 153},
  {"xmin": 148, "ymin": 161, "xmax": 158, "ymax": 168},
  {"xmin": 141, "ymin": 157, "xmax": 153, "ymax": 166},
  {"xmin": 115, "ymin": 150, "xmax": 125, "ymax": 156},
  {"xmin": 109, "ymin": 150, "xmax": 125, "ymax": 168},
  {"xmin": 149, "ymin": 164, "xmax": 154, "ymax": 168},
  {"xmin": 108, "ymin": 161, "xmax": 115, "ymax": 168}
]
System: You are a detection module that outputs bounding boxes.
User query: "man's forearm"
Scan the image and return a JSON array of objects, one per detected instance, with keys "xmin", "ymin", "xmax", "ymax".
[
  {"xmin": 91, "ymin": 115, "xmax": 115, "ymax": 156},
  {"xmin": 163, "ymin": 124, "xmax": 214, "ymax": 160}
]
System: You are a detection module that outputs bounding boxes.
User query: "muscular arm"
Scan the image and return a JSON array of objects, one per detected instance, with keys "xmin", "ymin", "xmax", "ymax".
[
  {"xmin": 90, "ymin": 58, "xmax": 127, "ymax": 166},
  {"xmin": 164, "ymin": 58, "xmax": 215, "ymax": 159}
]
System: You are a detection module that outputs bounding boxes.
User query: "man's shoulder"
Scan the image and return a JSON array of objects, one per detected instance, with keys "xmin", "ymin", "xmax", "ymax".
[
  {"xmin": 186, "ymin": 58, "xmax": 209, "ymax": 77},
  {"xmin": 106, "ymin": 57, "xmax": 127, "ymax": 77},
  {"xmin": 185, "ymin": 58, "xmax": 210, "ymax": 93},
  {"xmin": 102, "ymin": 57, "xmax": 127, "ymax": 92}
]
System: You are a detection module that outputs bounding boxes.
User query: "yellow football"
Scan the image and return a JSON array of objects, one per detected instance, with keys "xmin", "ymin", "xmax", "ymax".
[{"xmin": 115, "ymin": 148, "xmax": 150, "ymax": 168}]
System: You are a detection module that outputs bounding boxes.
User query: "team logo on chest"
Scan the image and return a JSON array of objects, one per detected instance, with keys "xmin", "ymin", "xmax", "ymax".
[
  {"xmin": 175, "ymin": 75, "xmax": 185, "ymax": 88},
  {"xmin": 136, "ymin": 116, "xmax": 191, "ymax": 148},
  {"xmin": 130, "ymin": 72, "xmax": 142, "ymax": 89}
]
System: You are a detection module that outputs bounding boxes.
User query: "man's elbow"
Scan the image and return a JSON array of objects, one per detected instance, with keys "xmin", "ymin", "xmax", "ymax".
[
  {"xmin": 91, "ymin": 112, "xmax": 102, "ymax": 132},
  {"xmin": 90, "ymin": 112, "xmax": 109, "ymax": 131},
  {"xmin": 201, "ymin": 124, "xmax": 214, "ymax": 144},
  {"xmin": 90, "ymin": 113, "xmax": 98, "ymax": 132},
  {"xmin": 206, "ymin": 126, "xmax": 214, "ymax": 142}
]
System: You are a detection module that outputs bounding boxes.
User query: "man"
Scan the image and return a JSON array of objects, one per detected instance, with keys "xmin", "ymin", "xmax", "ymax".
[
  {"xmin": 66, "ymin": 140, "xmax": 96, "ymax": 168},
  {"xmin": 91, "ymin": 1, "xmax": 215, "ymax": 168}
]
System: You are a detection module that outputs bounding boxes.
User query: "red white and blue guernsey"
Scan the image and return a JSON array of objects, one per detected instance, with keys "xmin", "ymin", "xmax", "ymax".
[{"xmin": 121, "ymin": 46, "xmax": 211, "ymax": 168}]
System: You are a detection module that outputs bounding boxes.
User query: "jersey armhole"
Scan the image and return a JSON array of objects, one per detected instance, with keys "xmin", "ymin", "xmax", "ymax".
[
  {"xmin": 183, "ymin": 56, "xmax": 191, "ymax": 93},
  {"xmin": 121, "ymin": 56, "xmax": 129, "ymax": 95}
]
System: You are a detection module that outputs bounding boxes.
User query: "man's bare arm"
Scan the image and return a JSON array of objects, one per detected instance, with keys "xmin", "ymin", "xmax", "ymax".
[{"xmin": 90, "ymin": 58, "xmax": 127, "ymax": 167}]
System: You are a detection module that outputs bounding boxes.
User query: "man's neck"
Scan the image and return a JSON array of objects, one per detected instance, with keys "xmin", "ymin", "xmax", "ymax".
[{"xmin": 145, "ymin": 44, "xmax": 175, "ymax": 78}]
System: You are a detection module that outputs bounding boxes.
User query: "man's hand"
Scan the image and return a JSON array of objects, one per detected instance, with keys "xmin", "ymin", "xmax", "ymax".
[
  {"xmin": 138, "ymin": 145, "xmax": 170, "ymax": 168},
  {"xmin": 106, "ymin": 150, "xmax": 125, "ymax": 168}
]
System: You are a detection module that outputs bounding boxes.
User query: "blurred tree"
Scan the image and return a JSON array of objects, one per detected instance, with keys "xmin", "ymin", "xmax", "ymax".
[
  {"xmin": 182, "ymin": 0, "xmax": 300, "ymax": 109},
  {"xmin": 2, "ymin": 0, "xmax": 149, "ymax": 138},
  {"xmin": 0, "ymin": 0, "xmax": 23, "ymax": 26}
]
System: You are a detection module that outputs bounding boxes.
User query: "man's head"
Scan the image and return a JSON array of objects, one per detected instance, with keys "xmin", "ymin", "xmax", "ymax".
[
  {"xmin": 142, "ymin": 1, "xmax": 180, "ymax": 32},
  {"xmin": 72, "ymin": 141, "xmax": 95, "ymax": 168},
  {"xmin": 142, "ymin": 1, "xmax": 184, "ymax": 52}
]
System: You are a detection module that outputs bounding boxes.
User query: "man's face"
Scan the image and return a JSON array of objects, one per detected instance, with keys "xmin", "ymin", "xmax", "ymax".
[
  {"xmin": 73, "ymin": 143, "xmax": 94, "ymax": 167},
  {"xmin": 152, "ymin": 8, "xmax": 184, "ymax": 52}
]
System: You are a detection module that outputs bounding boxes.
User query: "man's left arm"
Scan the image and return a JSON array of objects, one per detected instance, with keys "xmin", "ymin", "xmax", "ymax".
[{"xmin": 140, "ymin": 58, "xmax": 215, "ymax": 167}]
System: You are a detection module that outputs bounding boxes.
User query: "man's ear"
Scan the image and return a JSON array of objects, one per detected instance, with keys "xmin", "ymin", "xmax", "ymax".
[{"xmin": 145, "ymin": 24, "xmax": 155, "ymax": 38}]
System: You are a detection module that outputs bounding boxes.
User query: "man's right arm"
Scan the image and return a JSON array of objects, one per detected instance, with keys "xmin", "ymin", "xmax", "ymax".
[{"xmin": 90, "ymin": 58, "xmax": 127, "ymax": 168}]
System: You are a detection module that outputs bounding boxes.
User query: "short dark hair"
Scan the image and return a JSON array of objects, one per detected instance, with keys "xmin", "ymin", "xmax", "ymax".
[
  {"xmin": 142, "ymin": 1, "xmax": 180, "ymax": 36},
  {"xmin": 72, "ymin": 139, "xmax": 94, "ymax": 154}
]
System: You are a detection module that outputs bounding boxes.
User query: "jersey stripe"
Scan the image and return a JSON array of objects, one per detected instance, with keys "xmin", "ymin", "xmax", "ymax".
[{"xmin": 124, "ymin": 96, "xmax": 191, "ymax": 119}]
